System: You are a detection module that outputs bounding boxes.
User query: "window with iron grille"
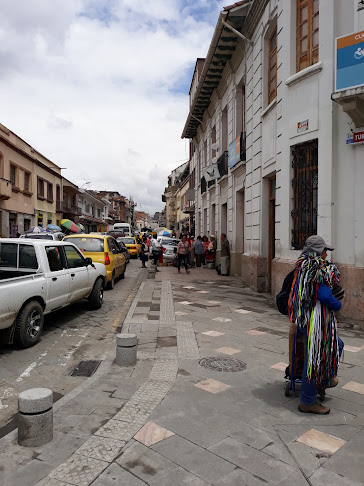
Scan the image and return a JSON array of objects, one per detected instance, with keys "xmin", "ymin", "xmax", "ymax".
[
  {"xmin": 291, "ymin": 140, "xmax": 318, "ymax": 249},
  {"xmin": 297, "ymin": 0, "xmax": 319, "ymax": 72},
  {"xmin": 37, "ymin": 177, "xmax": 44, "ymax": 198},
  {"xmin": 10, "ymin": 164, "xmax": 16, "ymax": 186},
  {"xmin": 47, "ymin": 182, "xmax": 53, "ymax": 202}
]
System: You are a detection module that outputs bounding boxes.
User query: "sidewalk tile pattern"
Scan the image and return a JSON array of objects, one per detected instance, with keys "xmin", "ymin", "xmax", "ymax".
[
  {"xmin": 75, "ymin": 436, "xmax": 126, "ymax": 462},
  {"xmin": 49, "ymin": 455, "xmax": 108, "ymax": 486},
  {"xmin": 202, "ymin": 331, "xmax": 225, "ymax": 337},
  {"xmin": 245, "ymin": 329, "xmax": 267, "ymax": 335},
  {"xmin": 134, "ymin": 421, "xmax": 174, "ymax": 446},
  {"xmin": 271, "ymin": 362, "xmax": 288, "ymax": 371},
  {"xmin": 296, "ymin": 429, "xmax": 347, "ymax": 454},
  {"xmin": 177, "ymin": 322, "xmax": 200, "ymax": 359},
  {"xmin": 342, "ymin": 381, "xmax": 364, "ymax": 395},
  {"xmin": 213, "ymin": 317, "xmax": 232, "ymax": 322},
  {"xmin": 194, "ymin": 378, "xmax": 231, "ymax": 394},
  {"xmin": 234, "ymin": 309, "xmax": 252, "ymax": 314},
  {"xmin": 344, "ymin": 345, "xmax": 362, "ymax": 353},
  {"xmin": 216, "ymin": 347, "xmax": 240, "ymax": 355}
]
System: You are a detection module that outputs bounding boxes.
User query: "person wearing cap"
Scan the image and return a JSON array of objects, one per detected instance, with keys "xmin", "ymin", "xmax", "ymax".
[{"xmin": 288, "ymin": 235, "xmax": 343, "ymax": 414}]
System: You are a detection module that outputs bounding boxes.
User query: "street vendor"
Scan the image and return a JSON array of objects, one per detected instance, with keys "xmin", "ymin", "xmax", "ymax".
[{"xmin": 288, "ymin": 235, "xmax": 343, "ymax": 415}]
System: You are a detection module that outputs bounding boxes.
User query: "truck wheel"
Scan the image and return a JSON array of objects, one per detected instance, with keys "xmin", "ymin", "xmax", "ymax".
[
  {"xmin": 89, "ymin": 278, "xmax": 104, "ymax": 309},
  {"xmin": 14, "ymin": 301, "xmax": 44, "ymax": 348},
  {"xmin": 107, "ymin": 272, "xmax": 115, "ymax": 290}
]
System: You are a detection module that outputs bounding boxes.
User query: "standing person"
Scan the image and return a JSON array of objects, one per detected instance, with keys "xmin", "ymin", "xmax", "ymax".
[
  {"xmin": 176, "ymin": 235, "xmax": 190, "ymax": 274},
  {"xmin": 139, "ymin": 239, "xmax": 148, "ymax": 268},
  {"xmin": 288, "ymin": 235, "xmax": 343, "ymax": 414},
  {"xmin": 207, "ymin": 235, "xmax": 217, "ymax": 267},
  {"xmin": 202, "ymin": 236, "xmax": 209, "ymax": 268},
  {"xmin": 150, "ymin": 234, "xmax": 162, "ymax": 272},
  {"xmin": 194, "ymin": 236, "xmax": 203, "ymax": 267},
  {"xmin": 189, "ymin": 236, "xmax": 195, "ymax": 267},
  {"xmin": 220, "ymin": 234, "xmax": 230, "ymax": 276}
]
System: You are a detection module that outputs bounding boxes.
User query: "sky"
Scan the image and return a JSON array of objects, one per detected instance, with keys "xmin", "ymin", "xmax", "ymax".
[{"xmin": 0, "ymin": 0, "xmax": 227, "ymax": 215}]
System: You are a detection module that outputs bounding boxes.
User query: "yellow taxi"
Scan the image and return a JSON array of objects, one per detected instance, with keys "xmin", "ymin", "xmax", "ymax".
[
  {"xmin": 63, "ymin": 234, "xmax": 126, "ymax": 289},
  {"xmin": 120, "ymin": 236, "xmax": 139, "ymax": 258}
]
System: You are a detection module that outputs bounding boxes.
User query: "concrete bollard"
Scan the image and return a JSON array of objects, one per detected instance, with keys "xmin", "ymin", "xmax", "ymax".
[
  {"xmin": 115, "ymin": 333, "xmax": 137, "ymax": 366},
  {"xmin": 18, "ymin": 388, "xmax": 53, "ymax": 447}
]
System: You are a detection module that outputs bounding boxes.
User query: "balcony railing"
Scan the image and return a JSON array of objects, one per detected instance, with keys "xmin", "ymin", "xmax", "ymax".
[
  {"xmin": 0, "ymin": 178, "xmax": 11, "ymax": 200},
  {"xmin": 63, "ymin": 204, "xmax": 81, "ymax": 215}
]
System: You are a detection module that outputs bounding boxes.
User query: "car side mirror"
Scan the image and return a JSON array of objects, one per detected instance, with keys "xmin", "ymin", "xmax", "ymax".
[{"xmin": 85, "ymin": 257, "xmax": 93, "ymax": 266}]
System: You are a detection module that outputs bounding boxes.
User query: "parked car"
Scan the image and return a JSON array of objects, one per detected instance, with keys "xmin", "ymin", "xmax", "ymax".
[
  {"xmin": 63, "ymin": 234, "xmax": 126, "ymax": 289},
  {"xmin": 157, "ymin": 237, "xmax": 180, "ymax": 262},
  {"xmin": 20, "ymin": 232, "xmax": 65, "ymax": 241},
  {"xmin": 119, "ymin": 236, "xmax": 138, "ymax": 258},
  {"xmin": 0, "ymin": 239, "xmax": 107, "ymax": 348},
  {"xmin": 116, "ymin": 239, "xmax": 131, "ymax": 264}
]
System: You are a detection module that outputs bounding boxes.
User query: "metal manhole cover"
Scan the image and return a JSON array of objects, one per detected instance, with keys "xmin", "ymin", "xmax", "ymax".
[
  {"xmin": 199, "ymin": 357, "xmax": 247, "ymax": 372},
  {"xmin": 71, "ymin": 360, "xmax": 101, "ymax": 377}
]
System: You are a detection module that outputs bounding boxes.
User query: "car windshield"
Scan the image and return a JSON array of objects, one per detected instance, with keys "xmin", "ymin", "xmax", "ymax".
[
  {"xmin": 23, "ymin": 234, "xmax": 54, "ymax": 240},
  {"xmin": 121, "ymin": 238, "xmax": 135, "ymax": 244},
  {"xmin": 64, "ymin": 237, "xmax": 104, "ymax": 252}
]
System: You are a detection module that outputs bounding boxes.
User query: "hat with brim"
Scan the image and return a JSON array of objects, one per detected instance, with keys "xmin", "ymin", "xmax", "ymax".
[{"xmin": 302, "ymin": 235, "xmax": 334, "ymax": 255}]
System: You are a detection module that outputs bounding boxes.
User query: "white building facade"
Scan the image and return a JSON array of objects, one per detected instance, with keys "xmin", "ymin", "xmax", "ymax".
[{"xmin": 182, "ymin": 0, "xmax": 364, "ymax": 323}]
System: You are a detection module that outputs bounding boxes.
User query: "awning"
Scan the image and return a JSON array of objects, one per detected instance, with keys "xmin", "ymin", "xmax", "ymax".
[{"xmin": 79, "ymin": 215, "xmax": 105, "ymax": 225}]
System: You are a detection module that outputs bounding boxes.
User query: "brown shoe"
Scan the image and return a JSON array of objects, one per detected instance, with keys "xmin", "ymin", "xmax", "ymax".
[
  {"xmin": 330, "ymin": 377, "xmax": 338, "ymax": 388},
  {"xmin": 298, "ymin": 403, "xmax": 330, "ymax": 414}
]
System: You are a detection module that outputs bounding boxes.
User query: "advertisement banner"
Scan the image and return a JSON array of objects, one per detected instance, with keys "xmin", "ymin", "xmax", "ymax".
[{"xmin": 335, "ymin": 30, "xmax": 364, "ymax": 91}]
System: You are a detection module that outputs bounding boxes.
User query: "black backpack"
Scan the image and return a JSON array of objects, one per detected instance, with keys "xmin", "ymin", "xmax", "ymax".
[{"xmin": 276, "ymin": 270, "xmax": 295, "ymax": 315}]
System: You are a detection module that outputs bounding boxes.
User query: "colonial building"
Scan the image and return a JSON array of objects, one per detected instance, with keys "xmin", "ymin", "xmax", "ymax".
[
  {"xmin": 0, "ymin": 123, "xmax": 35, "ymax": 236},
  {"xmin": 182, "ymin": 0, "xmax": 364, "ymax": 322},
  {"xmin": 33, "ymin": 150, "xmax": 63, "ymax": 229},
  {"xmin": 78, "ymin": 190, "xmax": 107, "ymax": 233}
]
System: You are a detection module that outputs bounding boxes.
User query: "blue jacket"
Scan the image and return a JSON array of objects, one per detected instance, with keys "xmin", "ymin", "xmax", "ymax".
[
  {"xmin": 317, "ymin": 285, "xmax": 342, "ymax": 312},
  {"xmin": 194, "ymin": 240, "xmax": 204, "ymax": 255}
]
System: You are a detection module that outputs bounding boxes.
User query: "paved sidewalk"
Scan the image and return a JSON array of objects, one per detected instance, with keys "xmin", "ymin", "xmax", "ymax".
[{"xmin": 1, "ymin": 267, "xmax": 363, "ymax": 485}]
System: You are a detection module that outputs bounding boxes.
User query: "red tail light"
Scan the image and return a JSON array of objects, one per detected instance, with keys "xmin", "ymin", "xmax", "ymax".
[
  {"xmin": 104, "ymin": 252, "xmax": 111, "ymax": 265},
  {"xmin": 130, "ymin": 246, "xmax": 136, "ymax": 249}
]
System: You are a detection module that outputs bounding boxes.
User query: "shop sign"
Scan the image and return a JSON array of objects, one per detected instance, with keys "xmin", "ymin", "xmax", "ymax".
[
  {"xmin": 346, "ymin": 133, "xmax": 354, "ymax": 144},
  {"xmin": 335, "ymin": 30, "xmax": 364, "ymax": 91},
  {"xmin": 228, "ymin": 134, "xmax": 242, "ymax": 168},
  {"xmin": 297, "ymin": 119, "xmax": 309, "ymax": 133},
  {"xmin": 353, "ymin": 130, "xmax": 364, "ymax": 144}
]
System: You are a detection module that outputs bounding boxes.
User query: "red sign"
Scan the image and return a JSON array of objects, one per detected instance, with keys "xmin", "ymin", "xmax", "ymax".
[{"xmin": 353, "ymin": 131, "xmax": 364, "ymax": 144}]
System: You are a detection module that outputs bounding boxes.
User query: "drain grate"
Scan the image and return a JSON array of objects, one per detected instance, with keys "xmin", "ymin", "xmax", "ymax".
[
  {"xmin": 199, "ymin": 357, "xmax": 247, "ymax": 372},
  {"xmin": 70, "ymin": 360, "xmax": 101, "ymax": 377}
]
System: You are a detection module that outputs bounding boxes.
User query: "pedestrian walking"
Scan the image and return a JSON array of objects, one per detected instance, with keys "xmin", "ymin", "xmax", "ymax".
[
  {"xmin": 194, "ymin": 236, "xmax": 203, "ymax": 267},
  {"xmin": 220, "ymin": 233, "xmax": 230, "ymax": 276},
  {"xmin": 176, "ymin": 235, "xmax": 190, "ymax": 274},
  {"xmin": 139, "ymin": 240, "xmax": 148, "ymax": 268},
  {"xmin": 189, "ymin": 236, "xmax": 195, "ymax": 267},
  {"xmin": 288, "ymin": 235, "xmax": 343, "ymax": 414},
  {"xmin": 206, "ymin": 235, "xmax": 217, "ymax": 267},
  {"xmin": 150, "ymin": 234, "xmax": 162, "ymax": 271},
  {"xmin": 202, "ymin": 235, "xmax": 209, "ymax": 268}
]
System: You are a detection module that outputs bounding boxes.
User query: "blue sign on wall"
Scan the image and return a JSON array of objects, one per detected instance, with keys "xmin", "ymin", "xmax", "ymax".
[{"xmin": 336, "ymin": 30, "xmax": 364, "ymax": 91}]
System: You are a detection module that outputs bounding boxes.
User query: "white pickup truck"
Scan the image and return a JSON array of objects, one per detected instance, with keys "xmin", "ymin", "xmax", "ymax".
[{"xmin": 0, "ymin": 239, "xmax": 107, "ymax": 348}]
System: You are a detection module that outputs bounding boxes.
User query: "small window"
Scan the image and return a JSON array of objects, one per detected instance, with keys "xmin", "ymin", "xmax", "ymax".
[
  {"xmin": 46, "ymin": 246, "xmax": 63, "ymax": 272},
  {"xmin": 47, "ymin": 182, "xmax": 53, "ymax": 202},
  {"xmin": 19, "ymin": 245, "xmax": 38, "ymax": 269},
  {"xmin": 64, "ymin": 245, "xmax": 86, "ymax": 268},
  {"xmin": 0, "ymin": 243, "xmax": 18, "ymax": 267},
  {"xmin": 297, "ymin": 0, "xmax": 319, "ymax": 72},
  {"xmin": 38, "ymin": 178, "xmax": 44, "ymax": 198},
  {"xmin": 10, "ymin": 165, "xmax": 16, "ymax": 186},
  {"xmin": 268, "ymin": 28, "xmax": 277, "ymax": 104},
  {"xmin": 24, "ymin": 172, "xmax": 30, "ymax": 191}
]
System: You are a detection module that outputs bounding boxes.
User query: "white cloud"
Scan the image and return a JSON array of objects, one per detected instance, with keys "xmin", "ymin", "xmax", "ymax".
[{"xmin": 0, "ymin": 0, "xmax": 226, "ymax": 214}]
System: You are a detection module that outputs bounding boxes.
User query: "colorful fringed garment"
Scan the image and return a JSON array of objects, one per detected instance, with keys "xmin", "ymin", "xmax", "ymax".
[{"xmin": 288, "ymin": 252, "xmax": 340, "ymax": 385}]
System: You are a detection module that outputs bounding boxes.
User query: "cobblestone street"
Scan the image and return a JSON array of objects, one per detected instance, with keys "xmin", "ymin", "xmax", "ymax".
[{"xmin": 0, "ymin": 266, "xmax": 363, "ymax": 485}]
